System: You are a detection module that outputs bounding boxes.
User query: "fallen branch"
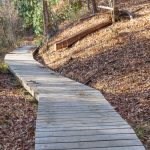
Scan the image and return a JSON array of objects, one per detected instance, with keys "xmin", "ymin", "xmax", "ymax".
[{"xmin": 98, "ymin": 5, "xmax": 113, "ymax": 11}]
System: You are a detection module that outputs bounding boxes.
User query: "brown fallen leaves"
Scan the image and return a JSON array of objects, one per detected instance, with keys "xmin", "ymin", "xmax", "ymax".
[
  {"xmin": 37, "ymin": 0, "xmax": 150, "ymax": 149},
  {"xmin": 0, "ymin": 72, "xmax": 37, "ymax": 150}
]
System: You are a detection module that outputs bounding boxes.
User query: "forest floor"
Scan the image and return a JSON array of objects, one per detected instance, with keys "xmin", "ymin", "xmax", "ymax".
[
  {"xmin": 36, "ymin": 0, "xmax": 150, "ymax": 149},
  {"xmin": 0, "ymin": 50, "xmax": 37, "ymax": 150}
]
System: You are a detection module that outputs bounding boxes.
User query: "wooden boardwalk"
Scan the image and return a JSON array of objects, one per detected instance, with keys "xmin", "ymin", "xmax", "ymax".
[{"xmin": 5, "ymin": 46, "xmax": 145, "ymax": 150}]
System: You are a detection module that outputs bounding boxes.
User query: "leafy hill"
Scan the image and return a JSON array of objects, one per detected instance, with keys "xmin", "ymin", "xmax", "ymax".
[{"xmin": 36, "ymin": 1, "xmax": 150, "ymax": 149}]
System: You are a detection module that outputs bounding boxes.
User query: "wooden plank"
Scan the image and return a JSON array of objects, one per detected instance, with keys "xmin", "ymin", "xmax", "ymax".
[
  {"xmin": 37, "ymin": 113, "xmax": 120, "ymax": 119},
  {"xmin": 37, "ymin": 96, "xmax": 106, "ymax": 102},
  {"xmin": 38, "ymin": 107, "xmax": 113, "ymax": 112},
  {"xmin": 35, "ymin": 146, "xmax": 145, "ymax": 150},
  {"xmin": 36, "ymin": 121, "xmax": 128, "ymax": 128},
  {"xmin": 37, "ymin": 92, "xmax": 103, "ymax": 97},
  {"xmin": 37, "ymin": 111, "xmax": 118, "ymax": 115},
  {"xmin": 55, "ymin": 20, "xmax": 112, "ymax": 50},
  {"xmin": 35, "ymin": 128, "xmax": 135, "ymax": 137},
  {"xmin": 36, "ymin": 118, "xmax": 125, "ymax": 124},
  {"xmin": 38, "ymin": 101, "xmax": 111, "ymax": 106},
  {"xmin": 35, "ymin": 145, "xmax": 145, "ymax": 150},
  {"xmin": 37, "ymin": 107, "xmax": 113, "ymax": 112},
  {"xmin": 38, "ymin": 105, "xmax": 113, "ymax": 110},
  {"xmin": 36, "ymin": 120, "xmax": 126, "ymax": 125},
  {"xmin": 35, "ymin": 134, "xmax": 137, "ymax": 143},
  {"xmin": 35, "ymin": 140, "xmax": 142, "ymax": 149},
  {"xmin": 36, "ymin": 125, "xmax": 130, "ymax": 131},
  {"xmin": 36, "ymin": 125, "xmax": 130, "ymax": 132},
  {"xmin": 37, "ymin": 108, "xmax": 117, "ymax": 113}
]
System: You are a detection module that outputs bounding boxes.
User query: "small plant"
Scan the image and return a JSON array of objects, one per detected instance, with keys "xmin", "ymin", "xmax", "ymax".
[
  {"xmin": 35, "ymin": 39, "xmax": 43, "ymax": 47},
  {"xmin": 0, "ymin": 62, "xmax": 9, "ymax": 73},
  {"xmin": 70, "ymin": 1, "xmax": 82, "ymax": 13},
  {"xmin": 134, "ymin": 122, "xmax": 150, "ymax": 147},
  {"xmin": 33, "ymin": 3, "xmax": 43, "ymax": 35}
]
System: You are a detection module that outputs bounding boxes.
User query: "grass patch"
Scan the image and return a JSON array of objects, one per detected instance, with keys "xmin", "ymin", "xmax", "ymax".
[
  {"xmin": 135, "ymin": 122, "xmax": 150, "ymax": 139},
  {"xmin": 19, "ymin": 88, "xmax": 38, "ymax": 108},
  {"xmin": 134, "ymin": 122, "xmax": 150, "ymax": 149},
  {"xmin": 0, "ymin": 119, "xmax": 10, "ymax": 126}
]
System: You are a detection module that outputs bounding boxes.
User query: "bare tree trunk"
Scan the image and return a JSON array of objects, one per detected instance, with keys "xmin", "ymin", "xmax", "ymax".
[
  {"xmin": 87, "ymin": 0, "xmax": 90, "ymax": 10},
  {"xmin": 91, "ymin": 0, "xmax": 98, "ymax": 14},
  {"xmin": 43, "ymin": 0, "xmax": 49, "ymax": 36},
  {"xmin": 110, "ymin": 0, "xmax": 115, "ymax": 23}
]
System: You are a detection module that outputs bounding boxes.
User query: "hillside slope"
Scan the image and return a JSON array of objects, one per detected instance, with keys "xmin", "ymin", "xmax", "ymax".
[{"xmin": 36, "ymin": 1, "xmax": 150, "ymax": 149}]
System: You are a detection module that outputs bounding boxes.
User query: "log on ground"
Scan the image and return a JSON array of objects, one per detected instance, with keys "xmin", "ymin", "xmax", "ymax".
[{"xmin": 55, "ymin": 19, "xmax": 112, "ymax": 50}]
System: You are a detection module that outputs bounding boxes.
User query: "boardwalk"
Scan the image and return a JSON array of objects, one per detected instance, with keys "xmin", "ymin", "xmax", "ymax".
[{"xmin": 5, "ymin": 46, "xmax": 145, "ymax": 150}]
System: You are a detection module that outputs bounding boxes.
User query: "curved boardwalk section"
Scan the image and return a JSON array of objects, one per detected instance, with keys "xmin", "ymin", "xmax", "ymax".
[{"xmin": 5, "ymin": 46, "xmax": 145, "ymax": 150}]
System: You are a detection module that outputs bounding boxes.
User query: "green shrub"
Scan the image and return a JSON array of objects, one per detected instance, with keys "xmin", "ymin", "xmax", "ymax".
[
  {"xmin": 35, "ymin": 39, "xmax": 43, "ymax": 47},
  {"xmin": 33, "ymin": 3, "xmax": 43, "ymax": 35},
  {"xmin": 14, "ymin": 0, "xmax": 43, "ymax": 35}
]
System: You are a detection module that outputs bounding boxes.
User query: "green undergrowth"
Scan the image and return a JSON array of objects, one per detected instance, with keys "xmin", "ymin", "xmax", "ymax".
[
  {"xmin": 0, "ymin": 62, "xmax": 9, "ymax": 73},
  {"xmin": 19, "ymin": 88, "xmax": 38, "ymax": 108},
  {"xmin": 133, "ymin": 122, "xmax": 150, "ymax": 149}
]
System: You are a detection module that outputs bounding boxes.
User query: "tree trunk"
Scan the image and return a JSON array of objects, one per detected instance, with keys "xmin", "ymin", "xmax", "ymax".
[
  {"xmin": 43, "ymin": 0, "xmax": 49, "ymax": 36},
  {"xmin": 110, "ymin": 0, "xmax": 115, "ymax": 23},
  {"xmin": 91, "ymin": 0, "xmax": 98, "ymax": 14},
  {"xmin": 87, "ymin": 0, "xmax": 90, "ymax": 10}
]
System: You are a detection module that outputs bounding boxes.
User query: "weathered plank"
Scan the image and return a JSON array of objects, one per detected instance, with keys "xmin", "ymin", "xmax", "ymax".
[
  {"xmin": 36, "ymin": 125, "xmax": 130, "ymax": 132},
  {"xmin": 35, "ymin": 140, "xmax": 141, "ymax": 149},
  {"xmin": 37, "ymin": 111, "xmax": 118, "ymax": 116},
  {"xmin": 36, "ymin": 121, "xmax": 128, "ymax": 127},
  {"xmin": 36, "ymin": 128, "xmax": 135, "ymax": 137},
  {"xmin": 36, "ymin": 118, "xmax": 122, "ymax": 124},
  {"xmin": 71, "ymin": 146, "xmax": 145, "ymax": 150},
  {"xmin": 35, "ymin": 133, "xmax": 137, "ymax": 143},
  {"xmin": 55, "ymin": 20, "xmax": 112, "ymax": 50}
]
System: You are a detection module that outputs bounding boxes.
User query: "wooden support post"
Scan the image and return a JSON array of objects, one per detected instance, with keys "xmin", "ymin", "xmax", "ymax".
[
  {"xmin": 98, "ymin": 0, "xmax": 116, "ymax": 23},
  {"xmin": 87, "ymin": 0, "xmax": 90, "ymax": 10}
]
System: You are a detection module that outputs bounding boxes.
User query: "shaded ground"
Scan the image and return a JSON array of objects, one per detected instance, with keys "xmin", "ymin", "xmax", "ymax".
[
  {"xmin": 37, "ymin": 0, "xmax": 150, "ymax": 149},
  {"xmin": 0, "ymin": 53, "xmax": 37, "ymax": 149}
]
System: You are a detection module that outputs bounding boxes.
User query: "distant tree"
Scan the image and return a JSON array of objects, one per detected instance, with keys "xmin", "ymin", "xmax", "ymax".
[
  {"xmin": 86, "ymin": 0, "xmax": 97, "ymax": 14},
  {"xmin": 43, "ymin": 0, "xmax": 49, "ymax": 36},
  {"xmin": 87, "ymin": 0, "xmax": 90, "ymax": 10},
  {"xmin": 91, "ymin": 0, "xmax": 97, "ymax": 14},
  {"xmin": 14, "ymin": 0, "xmax": 43, "ymax": 35},
  {"xmin": 0, "ymin": 0, "xmax": 20, "ymax": 47}
]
